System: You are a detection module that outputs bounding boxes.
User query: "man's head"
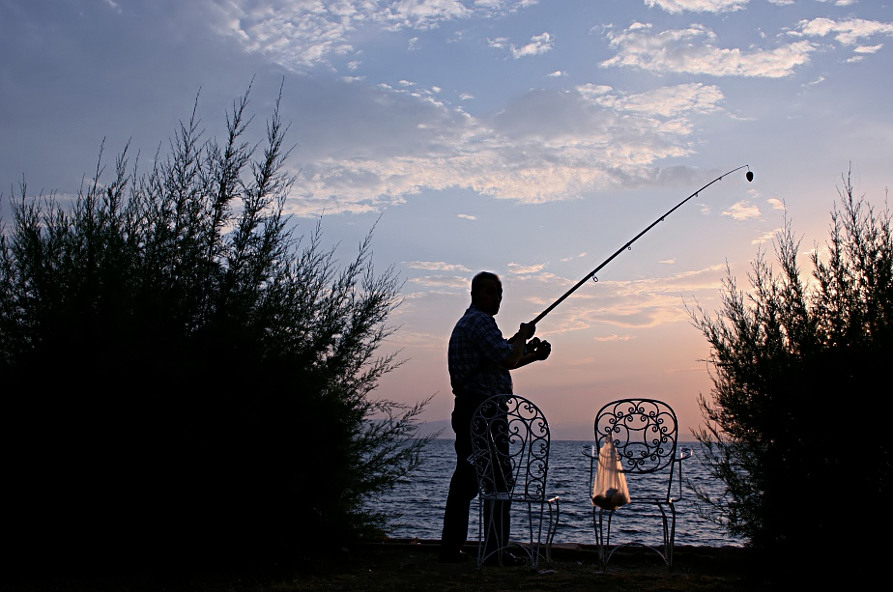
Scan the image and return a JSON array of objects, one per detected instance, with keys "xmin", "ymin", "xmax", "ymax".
[{"xmin": 471, "ymin": 271, "xmax": 502, "ymax": 316}]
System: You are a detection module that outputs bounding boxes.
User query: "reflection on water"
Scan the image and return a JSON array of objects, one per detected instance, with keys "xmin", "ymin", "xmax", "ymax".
[{"xmin": 365, "ymin": 439, "xmax": 744, "ymax": 547}]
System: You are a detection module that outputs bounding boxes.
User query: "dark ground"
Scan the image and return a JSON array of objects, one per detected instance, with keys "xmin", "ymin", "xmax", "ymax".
[{"xmin": 7, "ymin": 538, "xmax": 824, "ymax": 592}]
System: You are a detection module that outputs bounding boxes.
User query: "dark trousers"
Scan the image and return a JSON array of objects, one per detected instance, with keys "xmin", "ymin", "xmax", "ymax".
[{"xmin": 440, "ymin": 395, "xmax": 510, "ymax": 556}]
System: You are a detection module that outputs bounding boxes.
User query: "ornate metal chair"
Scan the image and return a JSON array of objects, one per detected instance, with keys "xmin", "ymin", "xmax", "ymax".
[
  {"xmin": 583, "ymin": 398, "xmax": 692, "ymax": 567},
  {"xmin": 469, "ymin": 394, "xmax": 560, "ymax": 569}
]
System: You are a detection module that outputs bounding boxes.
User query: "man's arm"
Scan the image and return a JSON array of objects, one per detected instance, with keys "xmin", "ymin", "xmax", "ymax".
[{"xmin": 502, "ymin": 322, "xmax": 538, "ymax": 369}]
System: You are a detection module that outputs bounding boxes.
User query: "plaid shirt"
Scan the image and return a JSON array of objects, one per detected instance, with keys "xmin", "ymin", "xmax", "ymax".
[{"xmin": 448, "ymin": 303, "xmax": 514, "ymax": 399}]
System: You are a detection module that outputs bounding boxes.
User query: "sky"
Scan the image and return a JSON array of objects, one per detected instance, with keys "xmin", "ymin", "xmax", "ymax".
[{"xmin": 2, "ymin": 0, "xmax": 892, "ymax": 439}]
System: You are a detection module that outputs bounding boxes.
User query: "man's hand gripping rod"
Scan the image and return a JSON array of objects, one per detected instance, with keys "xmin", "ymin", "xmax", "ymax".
[{"xmin": 530, "ymin": 164, "xmax": 753, "ymax": 325}]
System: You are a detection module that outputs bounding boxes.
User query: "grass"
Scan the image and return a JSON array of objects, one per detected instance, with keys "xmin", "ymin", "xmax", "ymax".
[{"xmin": 7, "ymin": 539, "xmax": 780, "ymax": 592}]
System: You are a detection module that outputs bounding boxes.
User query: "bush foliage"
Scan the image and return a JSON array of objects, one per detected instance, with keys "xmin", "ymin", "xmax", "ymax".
[
  {"xmin": 0, "ymin": 89, "xmax": 430, "ymax": 571},
  {"xmin": 689, "ymin": 169, "xmax": 893, "ymax": 563}
]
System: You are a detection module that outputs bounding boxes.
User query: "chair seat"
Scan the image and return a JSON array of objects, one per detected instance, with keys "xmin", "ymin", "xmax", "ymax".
[
  {"xmin": 624, "ymin": 497, "xmax": 677, "ymax": 505},
  {"xmin": 482, "ymin": 492, "xmax": 548, "ymax": 503}
]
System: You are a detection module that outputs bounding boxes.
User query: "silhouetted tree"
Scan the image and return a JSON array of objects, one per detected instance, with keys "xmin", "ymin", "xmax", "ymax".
[
  {"xmin": 0, "ymin": 88, "xmax": 430, "ymax": 573},
  {"xmin": 689, "ymin": 168, "xmax": 893, "ymax": 571}
]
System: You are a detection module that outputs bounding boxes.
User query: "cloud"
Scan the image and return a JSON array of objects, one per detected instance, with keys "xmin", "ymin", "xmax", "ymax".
[
  {"xmin": 378, "ymin": 0, "xmax": 473, "ymax": 31},
  {"xmin": 511, "ymin": 32, "xmax": 555, "ymax": 59},
  {"xmin": 508, "ymin": 262, "xmax": 548, "ymax": 275},
  {"xmin": 209, "ymin": 1, "xmax": 358, "ymax": 69},
  {"xmin": 408, "ymin": 274, "xmax": 472, "ymax": 290},
  {"xmin": 722, "ymin": 200, "xmax": 762, "ymax": 220},
  {"xmin": 190, "ymin": 5, "xmax": 741, "ymax": 219},
  {"xmin": 594, "ymin": 334, "xmax": 634, "ymax": 342},
  {"xmin": 583, "ymin": 82, "xmax": 724, "ymax": 117},
  {"xmin": 602, "ymin": 22, "xmax": 815, "ymax": 78},
  {"xmin": 644, "ymin": 0, "xmax": 748, "ymax": 14},
  {"xmin": 211, "ymin": 0, "xmax": 534, "ymax": 70},
  {"xmin": 854, "ymin": 44, "xmax": 884, "ymax": 54},
  {"xmin": 752, "ymin": 228, "xmax": 782, "ymax": 245},
  {"xmin": 281, "ymin": 76, "xmax": 730, "ymax": 216},
  {"xmin": 0, "ymin": 3, "xmax": 736, "ymax": 221},
  {"xmin": 521, "ymin": 264, "xmax": 728, "ymax": 335},
  {"xmin": 575, "ymin": 290, "xmax": 692, "ymax": 329},
  {"xmin": 457, "ymin": 213, "xmax": 477, "ymax": 220},
  {"xmin": 794, "ymin": 17, "xmax": 893, "ymax": 47},
  {"xmin": 405, "ymin": 261, "xmax": 471, "ymax": 271}
]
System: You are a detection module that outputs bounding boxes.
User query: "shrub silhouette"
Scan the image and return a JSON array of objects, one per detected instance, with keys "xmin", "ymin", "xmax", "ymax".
[
  {"xmin": 689, "ymin": 168, "xmax": 893, "ymax": 569},
  {"xmin": 0, "ymin": 88, "xmax": 430, "ymax": 573}
]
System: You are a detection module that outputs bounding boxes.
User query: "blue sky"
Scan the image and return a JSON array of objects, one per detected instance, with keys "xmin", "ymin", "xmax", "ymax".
[{"xmin": 2, "ymin": 0, "xmax": 891, "ymax": 438}]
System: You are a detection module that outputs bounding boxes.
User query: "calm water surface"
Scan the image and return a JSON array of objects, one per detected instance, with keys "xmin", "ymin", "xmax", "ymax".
[{"xmin": 365, "ymin": 439, "xmax": 744, "ymax": 548}]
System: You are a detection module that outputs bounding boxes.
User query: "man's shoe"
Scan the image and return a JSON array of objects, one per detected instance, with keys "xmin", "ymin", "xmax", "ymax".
[{"xmin": 439, "ymin": 550, "xmax": 472, "ymax": 563}]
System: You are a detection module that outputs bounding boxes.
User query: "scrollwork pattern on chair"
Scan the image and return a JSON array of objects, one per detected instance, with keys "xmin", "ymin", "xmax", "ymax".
[{"xmin": 596, "ymin": 398, "xmax": 679, "ymax": 474}]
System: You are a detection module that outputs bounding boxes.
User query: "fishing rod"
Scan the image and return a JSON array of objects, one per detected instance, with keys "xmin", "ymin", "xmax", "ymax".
[{"xmin": 530, "ymin": 164, "xmax": 753, "ymax": 325}]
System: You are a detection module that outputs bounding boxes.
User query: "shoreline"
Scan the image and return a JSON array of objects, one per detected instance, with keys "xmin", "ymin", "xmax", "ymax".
[{"xmin": 371, "ymin": 535, "xmax": 747, "ymax": 555}]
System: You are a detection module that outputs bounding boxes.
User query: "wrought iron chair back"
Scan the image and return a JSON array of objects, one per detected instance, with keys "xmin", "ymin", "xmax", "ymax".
[
  {"xmin": 469, "ymin": 394, "xmax": 559, "ymax": 568},
  {"xmin": 584, "ymin": 398, "xmax": 692, "ymax": 567}
]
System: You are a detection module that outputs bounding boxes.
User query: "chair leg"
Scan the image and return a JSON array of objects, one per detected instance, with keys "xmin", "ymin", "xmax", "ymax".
[
  {"xmin": 476, "ymin": 498, "xmax": 485, "ymax": 569},
  {"xmin": 593, "ymin": 508, "xmax": 602, "ymax": 565},
  {"xmin": 478, "ymin": 497, "xmax": 512, "ymax": 568},
  {"xmin": 546, "ymin": 497, "xmax": 560, "ymax": 563},
  {"xmin": 594, "ymin": 507, "xmax": 614, "ymax": 567},
  {"xmin": 525, "ymin": 501, "xmax": 538, "ymax": 569},
  {"xmin": 667, "ymin": 502, "xmax": 677, "ymax": 567},
  {"xmin": 653, "ymin": 502, "xmax": 676, "ymax": 567},
  {"xmin": 532, "ymin": 501, "xmax": 542, "ymax": 569}
]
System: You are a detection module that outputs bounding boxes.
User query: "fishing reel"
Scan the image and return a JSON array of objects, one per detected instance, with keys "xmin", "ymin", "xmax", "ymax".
[{"xmin": 525, "ymin": 337, "xmax": 551, "ymax": 358}]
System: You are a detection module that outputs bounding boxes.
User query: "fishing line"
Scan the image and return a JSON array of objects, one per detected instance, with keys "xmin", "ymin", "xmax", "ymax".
[{"xmin": 530, "ymin": 165, "xmax": 753, "ymax": 325}]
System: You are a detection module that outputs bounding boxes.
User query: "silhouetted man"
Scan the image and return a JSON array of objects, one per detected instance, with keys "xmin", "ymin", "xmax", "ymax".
[{"xmin": 439, "ymin": 271, "xmax": 552, "ymax": 564}]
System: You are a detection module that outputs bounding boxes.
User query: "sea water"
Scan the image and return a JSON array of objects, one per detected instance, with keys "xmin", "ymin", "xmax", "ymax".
[{"xmin": 365, "ymin": 438, "xmax": 744, "ymax": 548}]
